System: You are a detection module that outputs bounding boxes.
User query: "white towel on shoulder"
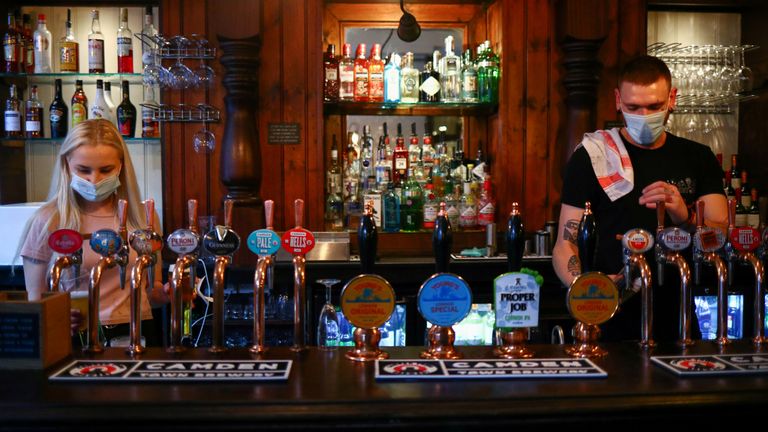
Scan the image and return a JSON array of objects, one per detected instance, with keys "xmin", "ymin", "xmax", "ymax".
[{"xmin": 576, "ymin": 128, "xmax": 634, "ymax": 202}]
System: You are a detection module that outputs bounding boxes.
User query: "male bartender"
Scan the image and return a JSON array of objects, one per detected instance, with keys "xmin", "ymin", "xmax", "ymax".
[{"xmin": 552, "ymin": 55, "xmax": 728, "ymax": 342}]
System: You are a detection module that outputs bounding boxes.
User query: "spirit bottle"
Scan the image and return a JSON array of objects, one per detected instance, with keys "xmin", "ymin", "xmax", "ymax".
[
  {"xmin": 461, "ymin": 49, "xmax": 478, "ymax": 103},
  {"xmin": 25, "ymin": 84, "xmax": 42, "ymax": 138},
  {"xmin": 725, "ymin": 170, "xmax": 736, "ymax": 202},
  {"xmin": 328, "ymin": 134, "xmax": 342, "ymax": 197},
  {"xmin": 730, "ymin": 154, "xmax": 740, "ymax": 190},
  {"xmin": 4, "ymin": 84, "xmax": 22, "ymax": 137},
  {"xmin": 477, "ymin": 175, "xmax": 496, "ymax": 226},
  {"xmin": 423, "ymin": 183, "xmax": 438, "ymax": 230},
  {"xmin": 141, "ymin": 85, "xmax": 160, "ymax": 138},
  {"xmin": 90, "ymin": 79, "xmax": 112, "ymax": 122},
  {"xmin": 71, "ymin": 79, "xmax": 88, "ymax": 126},
  {"xmin": 141, "ymin": 6, "xmax": 158, "ymax": 68},
  {"xmin": 439, "ymin": 35, "xmax": 461, "ymax": 103},
  {"xmin": 353, "ymin": 43, "xmax": 369, "ymax": 102},
  {"xmin": 383, "ymin": 182, "xmax": 401, "ymax": 232},
  {"xmin": 444, "ymin": 179, "xmax": 460, "ymax": 229},
  {"xmin": 22, "ymin": 14, "xmax": 33, "ymax": 73},
  {"xmin": 739, "ymin": 170, "xmax": 751, "ymax": 208},
  {"xmin": 401, "ymin": 167, "xmax": 424, "ymax": 232},
  {"xmin": 420, "ymin": 61, "xmax": 440, "ymax": 102},
  {"xmin": 116, "ymin": 80, "xmax": 137, "ymax": 137},
  {"xmin": 407, "ymin": 122, "xmax": 421, "ymax": 166},
  {"xmin": 383, "ymin": 52, "xmax": 401, "ymax": 103},
  {"xmin": 344, "ymin": 131, "xmax": 361, "ymax": 222},
  {"xmin": 375, "ymin": 129, "xmax": 391, "ymax": 189},
  {"xmin": 323, "ymin": 44, "xmax": 339, "ymax": 102},
  {"xmin": 103, "ymin": 81, "xmax": 117, "ymax": 119},
  {"xmin": 338, "ymin": 43, "xmax": 354, "ymax": 101},
  {"xmin": 748, "ymin": 188, "xmax": 761, "ymax": 229},
  {"xmin": 421, "ymin": 123, "xmax": 435, "ymax": 177},
  {"xmin": 88, "ymin": 10, "xmax": 105, "ymax": 73},
  {"xmin": 392, "ymin": 123, "xmax": 409, "ymax": 187},
  {"xmin": 478, "ymin": 41, "xmax": 499, "ymax": 104},
  {"xmin": 32, "ymin": 14, "xmax": 52, "ymax": 73},
  {"xmin": 400, "ymin": 51, "xmax": 419, "ymax": 103},
  {"xmin": 116, "ymin": 8, "xmax": 134, "ymax": 73},
  {"xmin": 59, "ymin": 9, "xmax": 78, "ymax": 73},
  {"xmin": 326, "ymin": 140, "xmax": 344, "ymax": 231},
  {"xmin": 735, "ymin": 190, "xmax": 748, "ymax": 227},
  {"xmin": 459, "ymin": 180, "xmax": 478, "ymax": 230},
  {"xmin": 360, "ymin": 124, "xmax": 376, "ymax": 193},
  {"xmin": 3, "ymin": 13, "xmax": 19, "ymax": 73},
  {"xmin": 49, "ymin": 79, "xmax": 68, "ymax": 138},
  {"xmin": 368, "ymin": 43, "xmax": 384, "ymax": 102}
]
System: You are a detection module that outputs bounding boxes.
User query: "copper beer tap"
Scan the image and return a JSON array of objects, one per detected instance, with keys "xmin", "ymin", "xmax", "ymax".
[
  {"xmin": 692, "ymin": 199, "xmax": 729, "ymax": 346},
  {"xmin": 622, "ymin": 228, "xmax": 654, "ymax": 347},
  {"xmin": 167, "ymin": 199, "xmax": 201, "ymax": 353},
  {"xmin": 291, "ymin": 199, "xmax": 308, "ymax": 352},
  {"xmin": 250, "ymin": 200, "xmax": 277, "ymax": 355},
  {"xmin": 48, "ymin": 230, "xmax": 84, "ymax": 293},
  {"xmin": 654, "ymin": 201, "xmax": 693, "ymax": 347},
  {"xmin": 128, "ymin": 199, "xmax": 163, "ymax": 355}
]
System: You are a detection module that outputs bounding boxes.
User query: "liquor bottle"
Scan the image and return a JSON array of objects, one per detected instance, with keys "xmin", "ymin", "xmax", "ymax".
[
  {"xmin": 725, "ymin": 170, "xmax": 736, "ymax": 202},
  {"xmin": 88, "ymin": 10, "xmax": 105, "ymax": 73},
  {"xmin": 117, "ymin": 8, "xmax": 133, "ymax": 73},
  {"xmin": 383, "ymin": 52, "xmax": 401, "ymax": 103},
  {"xmin": 323, "ymin": 44, "xmax": 339, "ymax": 102},
  {"xmin": 71, "ymin": 79, "xmax": 88, "ymax": 126},
  {"xmin": 4, "ymin": 84, "xmax": 22, "ymax": 137},
  {"xmin": 730, "ymin": 154, "xmax": 740, "ymax": 190},
  {"xmin": 25, "ymin": 85, "xmax": 42, "ymax": 138},
  {"xmin": 104, "ymin": 81, "xmax": 117, "ymax": 117},
  {"xmin": 326, "ymin": 142, "xmax": 344, "ymax": 232},
  {"xmin": 116, "ymin": 80, "xmax": 136, "ymax": 137},
  {"xmin": 392, "ymin": 123, "xmax": 408, "ymax": 187},
  {"xmin": 367, "ymin": 44, "xmax": 384, "ymax": 102},
  {"xmin": 90, "ymin": 79, "xmax": 112, "ymax": 122},
  {"xmin": 22, "ymin": 14, "xmax": 33, "ymax": 73},
  {"xmin": 422, "ymin": 183, "xmax": 438, "ymax": 230},
  {"xmin": 360, "ymin": 124, "xmax": 375, "ymax": 193},
  {"xmin": 353, "ymin": 43, "xmax": 369, "ymax": 102},
  {"xmin": 3, "ymin": 12, "xmax": 19, "ymax": 73},
  {"xmin": 32, "ymin": 14, "xmax": 52, "ymax": 73},
  {"xmin": 49, "ymin": 78, "xmax": 68, "ymax": 138},
  {"xmin": 141, "ymin": 6, "xmax": 158, "ymax": 69},
  {"xmin": 407, "ymin": 122, "xmax": 420, "ymax": 164},
  {"xmin": 400, "ymin": 51, "xmax": 419, "ymax": 103},
  {"xmin": 421, "ymin": 123, "xmax": 435, "ymax": 176},
  {"xmin": 459, "ymin": 180, "xmax": 478, "ymax": 230},
  {"xmin": 439, "ymin": 35, "xmax": 461, "ymax": 103},
  {"xmin": 328, "ymin": 134, "xmax": 342, "ymax": 197},
  {"xmin": 444, "ymin": 179, "xmax": 460, "ymax": 229},
  {"xmin": 400, "ymin": 167, "xmax": 424, "ymax": 232},
  {"xmin": 382, "ymin": 121, "xmax": 393, "ymax": 165},
  {"xmin": 431, "ymin": 126, "xmax": 448, "ymax": 197},
  {"xmin": 748, "ymin": 188, "xmax": 761, "ymax": 229},
  {"xmin": 343, "ymin": 131, "xmax": 361, "ymax": 221},
  {"xmin": 375, "ymin": 130, "xmax": 391, "ymax": 189},
  {"xmin": 735, "ymin": 190, "xmax": 748, "ymax": 227},
  {"xmin": 451, "ymin": 138, "xmax": 467, "ymax": 185},
  {"xmin": 141, "ymin": 85, "xmax": 160, "ymax": 138},
  {"xmin": 338, "ymin": 43, "xmax": 354, "ymax": 101},
  {"xmin": 420, "ymin": 61, "xmax": 440, "ymax": 102},
  {"xmin": 383, "ymin": 182, "xmax": 401, "ymax": 233},
  {"xmin": 477, "ymin": 175, "xmax": 496, "ymax": 226},
  {"xmin": 59, "ymin": 9, "xmax": 78, "ymax": 73},
  {"xmin": 739, "ymin": 170, "xmax": 751, "ymax": 209},
  {"xmin": 461, "ymin": 49, "xmax": 478, "ymax": 103},
  {"xmin": 484, "ymin": 41, "xmax": 500, "ymax": 104}
]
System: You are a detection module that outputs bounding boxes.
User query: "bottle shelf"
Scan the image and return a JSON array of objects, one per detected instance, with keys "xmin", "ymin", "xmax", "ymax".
[
  {"xmin": 0, "ymin": 137, "xmax": 160, "ymax": 144},
  {"xmin": 0, "ymin": 72, "xmax": 144, "ymax": 85},
  {"xmin": 142, "ymin": 103, "xmax": 220, "ymax": 123},
  {"xmin": 324, "ymin": 101, "xmax": 498, "ymax": 116}
]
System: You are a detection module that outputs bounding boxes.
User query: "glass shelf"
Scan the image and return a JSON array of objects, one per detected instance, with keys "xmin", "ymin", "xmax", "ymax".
[
  {"xmin": 0, "ymin": 72, "xmax": 145, "ymax": 85},
  {"xmin": 0, "ymin": 137, "xmax": 160, "ymax": 143},
  {"xmin": 324, "ymin": 101, "xmax": 498, "ymax": 116}
]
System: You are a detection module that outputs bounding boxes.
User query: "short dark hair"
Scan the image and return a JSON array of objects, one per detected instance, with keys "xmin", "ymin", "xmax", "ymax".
[{"xmin": 617, "ymin": 55, "xmax": 672, "ymax": 91}]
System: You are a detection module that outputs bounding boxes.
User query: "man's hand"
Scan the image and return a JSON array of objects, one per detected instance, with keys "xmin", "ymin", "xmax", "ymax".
[{"xmin": 639, "ymin": 181, "xmax": 688, "ymax": 224}]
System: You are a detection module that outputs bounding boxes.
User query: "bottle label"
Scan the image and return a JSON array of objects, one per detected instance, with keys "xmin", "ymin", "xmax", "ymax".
[
  {"xmin": 395, "ymin": 156, "xmax": 407, "ymax": 170},
  {"xmin": 4, "ymin": 40, "xmax": 18, "ymax": 62},
  {"xmin": 91, "ymin": 105, "xmax": 106, "ymax": 119},
  {"xmin": 735, "ymin": 214, "xmax": 748, "ymax": 227},
  {"xmin": 325, "ymin": 67, "xmax": 338, "ymax": 81},
  {"xmin": 463, "ymin": 75, "xmax": 477, "ymax": 92},
  {"xmin": 118, "ymin": 116, "xmax": 133, "ymax": 136},
  {"xmin": 33, "ymin": 34, "xmax": 49, "ymax": 52},
  {"xmin": 741, "ymin": 195, "xmax": 752, "ymax": 209},
  {"xmin": 460, "ymin": 206, "xmax": 477, "ymax": 227},
  {"xmin": 477, "ymin": 203, "xmax": 495, "ymax": 225},
  {"xmin": 420, "ymin": 76, "xmax": 441, "ymax": 96},
  {"xmin": 747, "ymin": 213, "xmax": 760, "ymax": 229},
  {"xmin": 423, "ymin": 203, "xmax": 438, "ymax": 223},
  {"xmin": 369, "ymin": 72, "xmax": 384, "ymax": 98},
  {"xmin": 354, "ymin": 66, "xmax": 368, "ymax": 98},
  {"xmin": 731, "ymin": 177, "xmax": 741, "ymax": 190},
  {"xmin": 25, "ymin": 120, "xmax": 40, "ymax": 132},
  {"xmin": 117, "ymin": 37, "xmax": 132, "ymax": 56},
  {"xmin": 60, "ymin": 43, "xmax": 78, "ymax": 71},
  {"xmin": 4, "ymin": 111, "xmax": 20, "ymax": 131},
  {"xmin": 72, "ymin": 103, "xmax": 87, "ymax": 125},
  {"xmin": 88, "ymin": 39, "xmax": 104, "ymax": 70},
  {"xmin": 50, "ymin": 108, "xmax": 63, "ymax": 123}
]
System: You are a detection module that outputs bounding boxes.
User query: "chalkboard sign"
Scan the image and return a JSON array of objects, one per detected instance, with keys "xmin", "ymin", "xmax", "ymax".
[
  {"xmin": 0, "ymin": 312, "xmax": 40, "ymax": 359},
  {"xmin": 268, "ymin": 123, "xmax": 301, "ymax": 144}
]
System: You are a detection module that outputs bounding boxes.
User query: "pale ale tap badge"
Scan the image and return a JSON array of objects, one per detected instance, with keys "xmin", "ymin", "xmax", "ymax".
[
  {"xmin": 494, "ymin": 202, "xmax": 539, "ymax": 359},
  {"xmin": 565, "ymin": 202, "xmax": 619, "ymax": 358},
  {"xmin": 280, "ymin": 199, "xmax": 315, "ymax": 352},
  {"xmin": 692, "ymin": 199, "xmax": 729, "ymax": 347},
  {"xmin": 247, "ymin": 199, "xmax": 280, "ymax": 354},
  {"xmin": 341, "ymin": 201, "xmax": 395, "ymax": 361},
  {"xmin": 654, "ymin": 201, "xmax": 694, "ymax": 347},
  {"xmin": 418, "ymin": 203, "xmax": 472, "ymax": 359},
  {"xmin": 166, "ymin": 199, "xmax": 201, "ymax": 353},
  {"xmin": 47, "ymin": 229, "xmax": 83, "ymax": 293},
  {"xmin": 621, "ymin": 227, "xmax": 654, "ymax": 347},
  {"xmin": 127, "ymin": 199, "xmax": 163, "ymax": 355},
  {"xmin": 724, "ymin": 198, "xmax": 766, "ymax": 346},
  {"xmin": 202, "ymin": 199, "xmax": 240, "ymax": 353}
]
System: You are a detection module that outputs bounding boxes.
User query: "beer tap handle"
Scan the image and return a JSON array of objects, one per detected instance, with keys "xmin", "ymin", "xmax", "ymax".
[
  {"xmin": 506, "ymin": 202, "xmax": 524, "ymax": 273},
  {"xmin": 143, "ymin": 199, "xmax": 155, "ymax": 231},
  {"xmin": 727, "ymin": 198, "xmax": 736, "ymax": 234},
  {"xmin": 294, "ymin": 198, "xmax": 304, "ymax": 228},
  {"xmin": 117, "ymin": 199, "xmax": 128, "ymax": 241},
  {"xmin": 655, "ymin": 200, "xmax": 666, "ymax": 286},
  {"xmin": 188, "ymin": 199, "xmax": 198, "ymax": 233},
  {"xmin": 359, "ymin": 201, "xmax": 378, "ymax": 274},
  {"xmin": 696, "ymin": 199, "xmax": 705, "ymax": 230},
  {"xmin": 264, "ymin": 199, "xmax": 274, "ymax": 231},
  {"xmin": 577, "ymin": 202, "xmax": 597, "ymax": 274},
  {"xmin": 433, "ymin": 202, "xmax": 452, "ymax": 273},
  {"xmin": 726, "ymin": 197, "xmax": 737, "ymax": 285},
  {"xmin": 656, "ymin": 200, "xmax": 666, "ymax": 233},
  {"xmin": 694, "ymin": 200, "xmax": 705, "ymax": 285},
  {"xmin": 224, "ymin": 199, "xmax": 234, "ymax": 228}
]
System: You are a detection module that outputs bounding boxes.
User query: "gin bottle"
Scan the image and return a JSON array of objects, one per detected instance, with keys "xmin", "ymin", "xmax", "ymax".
[
  {"xmin": 400, "ymin": 52, "xmax": 420, "ymax": 103},
  {"xmin": 384, "ymin": 52, "xmax": 401, "ymax": 103},
  {"xmin": 32, "ymin": 14, "xmax": 52, "ymax": 73},
  {"xmin": 439, "ymin": 35, "xmax": 461, "ymax": 103},
  {"xmin": 88, "ymin": 10, "xmax": 105, "ymax": 73}
]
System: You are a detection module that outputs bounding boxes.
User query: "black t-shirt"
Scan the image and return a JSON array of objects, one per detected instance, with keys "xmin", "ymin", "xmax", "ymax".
[{"xmin": 560, "ymin": 131, "xmax": 724, "ymax": 341}]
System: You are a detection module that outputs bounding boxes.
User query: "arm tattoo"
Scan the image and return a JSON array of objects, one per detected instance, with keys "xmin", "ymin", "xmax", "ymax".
[
  {"xmin": 563, "ymin": 219, "xmax": 579, "ymax": 245},
  {"xmin": 567, "ymin": 255, "xmax": 580, "ymax": 277}
]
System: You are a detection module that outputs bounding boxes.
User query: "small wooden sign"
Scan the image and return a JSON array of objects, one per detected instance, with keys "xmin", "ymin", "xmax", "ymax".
[{"xmin": 268, "ymin": 123, "xmax": 301, "ymax": 144}]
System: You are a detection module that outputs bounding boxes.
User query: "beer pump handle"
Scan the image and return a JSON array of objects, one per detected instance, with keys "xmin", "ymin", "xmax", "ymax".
[
  {"xmin": 506, "ymin": 202, "xmax": 524, "ymax": 273},
  {"xmin": 188, "ymin": 199, "xmax": 198, "ymax": 233},
  {"xmin": 577, "ymin": 202, "xmax": 597, "ymax": 274},
  {"xmin": 144, "ymin": 199, "xmax": 155, "ymax": 231},
  {"xmin": 433, "ymin": 202, "xmax": 452, "ymax": 273},
  {"xmin": 358, "ymin": 201, "xmax": 378, "ymax": 274},
  {"xmin": 264, "ymin": 199, "xmax": 274, "ymax": 230},
  {"xmin": 117, "ymin": 199, "xmax": 128, "ymax": 240},
  {"xmin": 656, "ymin": 200, "xmax": 666, "ymax": 232},
  {"xmin": 294, "ymin": 199, "xmax": 304, "ymax": 228},
  {"xmin": 727, "ymin": 198, "xmax": 736, "ymax": 233},
  {"xmin": 696, "ymin": 200, "xmax": 705, "ymax": 230},
  {"xmin": 224, "ymin": 199, "xmax": 234, "ymax": 228}
]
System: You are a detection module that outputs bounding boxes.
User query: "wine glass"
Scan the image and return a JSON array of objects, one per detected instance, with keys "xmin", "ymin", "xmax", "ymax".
[
  {"xmin": 736, "ymin": 46, "xmax": 754, "ymax": 93},
  {"xmin": 191, "ymin": 34, "xmax": 216, "ymax": 88},
  {"xmin": 316, "ymin": 279, "xmax": 341, "ymax": 350},
  {"xmin": 193, "ymin": 125, "xmax": 216, "ymax": 154}
]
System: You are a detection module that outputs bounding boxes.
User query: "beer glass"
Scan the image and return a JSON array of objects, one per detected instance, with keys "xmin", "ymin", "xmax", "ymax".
[{"xmin": 316, "ymin": 279, "xmax": 341, "ymax": 350}]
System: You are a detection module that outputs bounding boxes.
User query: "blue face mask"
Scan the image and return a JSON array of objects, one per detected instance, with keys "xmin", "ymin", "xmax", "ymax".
[
  {"xmin": 622, "ymin": 109, "xmax": 668, "ymax": 145},
  {"xmin": 70, "ymin": 173, "xmax": 121, "ymax": 202}
]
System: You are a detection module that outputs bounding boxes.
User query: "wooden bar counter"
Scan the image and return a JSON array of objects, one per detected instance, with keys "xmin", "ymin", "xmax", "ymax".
[{"xmin": 1, "ymin": 341, "xmax": 767, "ymax": 430}]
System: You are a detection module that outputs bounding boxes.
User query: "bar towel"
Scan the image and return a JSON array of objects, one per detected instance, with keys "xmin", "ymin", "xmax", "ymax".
[{"xmin": 576, "ymin": 128, "xmax": 634, "ymax": 202}]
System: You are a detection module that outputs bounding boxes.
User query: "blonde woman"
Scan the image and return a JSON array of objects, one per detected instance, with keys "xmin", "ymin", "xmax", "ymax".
[{"xmin": 19, "ymin": 119, "xmax": 168, "ymax": 345}]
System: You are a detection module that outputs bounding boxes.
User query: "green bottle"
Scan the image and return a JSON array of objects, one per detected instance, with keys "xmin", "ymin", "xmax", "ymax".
[{"xmin": 400, "ymin": 167, "xmax": 424, "ymax": 232}]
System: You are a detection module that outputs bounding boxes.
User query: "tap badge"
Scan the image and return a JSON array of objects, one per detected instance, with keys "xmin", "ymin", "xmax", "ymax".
[
  {"xmin": 340, "ymin": 274, "xmax": 395, "ymax": 328},
  {"xmin": 129, "ymin": 229, "xmax": 163, "ymax": 255},
  {"xmin": 247, "ymin": 229, "xmax": 281, "ymax": 256},
  {"xmin": 90, "ymin": 229, "xmax": 122, "ymax": 256},
  {"xmin": 622, "ymin": 228, "xmax": 654, "ymax": 254},
  {"xmin": 203, "ymin": 226, "xmax": 240, "ymax": 256},
  {"xmin": 494, "ymin": 272, "xmax": 540, "ymax": 329},
  {"xmin": 281, "ymin": 228, "xmax": 315, "ymax": 256},
  {"xmin": 694, "ymin": 227, "xmax": 725, "ymax": 253},
  {"xmin": 729, "ymin": 227, "xmax": 761, "ymax": 253},
  {"xmin": 566, "ymin": 272, "xmax": 619, "ymax": 325},
  {"xmin": 417, "ymin": 273, "xmax": 472, "ymax": 327},
  {"xmin": 167, "ymin": 229, "xmax": 200, "ymax": 255},
  {"xmin": 48, "ymin": 229, "xmax": 83, "ymax": 255},
  {"xmin": 659, "ymin": 227, "xmax": 691, "ymax": 251}
]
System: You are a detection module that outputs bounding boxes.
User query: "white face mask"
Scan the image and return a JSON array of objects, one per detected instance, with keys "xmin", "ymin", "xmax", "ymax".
[
  {"xmin": 70, "ymin": 173, "xmax": 121, "ymax": 202},
  {"xmin": 622, "ymin": 109, "xmax": 667, "ymax": 145}
]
